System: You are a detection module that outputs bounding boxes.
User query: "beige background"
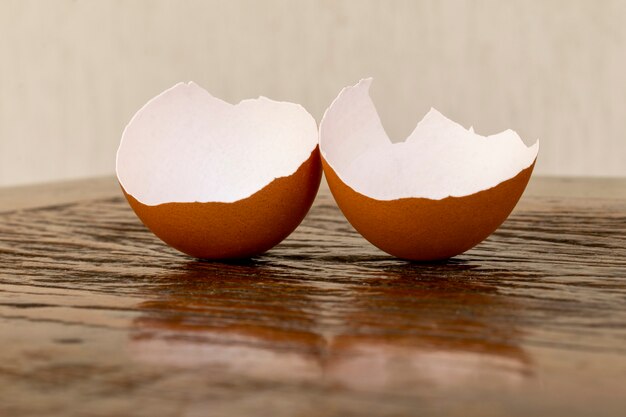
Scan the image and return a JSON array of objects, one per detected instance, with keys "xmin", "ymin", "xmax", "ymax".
[{"xmin": 0, "ymin": 0, "xmax": 624, "ymax": 187}]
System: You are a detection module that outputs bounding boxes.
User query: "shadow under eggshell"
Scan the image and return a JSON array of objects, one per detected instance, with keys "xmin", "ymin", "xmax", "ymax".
[
  {"xmin": 123, "ymin": 149, "xmax": 322, "ymax": 260},
  {"xmin": 322, "ymin": 157, "xmax": 536, "ymax": 261}
]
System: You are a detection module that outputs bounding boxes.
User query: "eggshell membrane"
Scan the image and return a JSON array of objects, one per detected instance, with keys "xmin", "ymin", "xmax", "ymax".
[
  {"xmin": 123, "ymin": 149, "xmax": 321, "ymax": 260},
  {"xmin": 323, "ymin": 158, "xmax": 535, "ymax": 261},
  {"xmin": 117, "ymin": 82, "xmax": 319, "ymax": 205}
]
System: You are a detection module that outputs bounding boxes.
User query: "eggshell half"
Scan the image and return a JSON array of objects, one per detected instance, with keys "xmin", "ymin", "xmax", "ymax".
[
  {"xmin": 320, "ymin": 79, "xmax": 539, "ymax": 261},
  {"xmin": 117, "ymin": 82, "xmax": 321, "ymax": 259}
]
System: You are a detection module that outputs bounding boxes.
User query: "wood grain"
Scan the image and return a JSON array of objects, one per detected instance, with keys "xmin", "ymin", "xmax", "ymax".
[{"xmin": 0, "ymin": 183, "xmax": 625, "ymax": 416}]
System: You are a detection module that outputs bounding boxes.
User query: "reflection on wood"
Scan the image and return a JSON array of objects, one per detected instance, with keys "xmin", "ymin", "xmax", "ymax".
[{"xmin": 131, "ymin": 263, "xmax": 531, "ymax": 391}]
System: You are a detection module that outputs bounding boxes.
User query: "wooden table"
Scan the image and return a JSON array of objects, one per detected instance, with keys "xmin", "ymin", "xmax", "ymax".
[{"xmin": 1, "ymin": 177, "xmax": 625, "ymax": 417}]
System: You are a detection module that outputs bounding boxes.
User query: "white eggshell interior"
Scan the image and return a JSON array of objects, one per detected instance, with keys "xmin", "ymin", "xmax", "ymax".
[
  {"xmin": 319, "ymin": 79, "xmax": 539, "ymax": 201},
  {"xmin": 117, "ymin": 82, "xmax": 318, "ymax": 205}
]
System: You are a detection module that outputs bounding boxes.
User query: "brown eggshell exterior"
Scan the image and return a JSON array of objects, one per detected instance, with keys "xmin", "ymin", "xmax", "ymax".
[
  {"xmin": 122, "ymin": 148, "xmax": 322, "ymax": 260},
  {"xmin": 322, "ymin": 157, "xmax": 536, "ymax": 261}
]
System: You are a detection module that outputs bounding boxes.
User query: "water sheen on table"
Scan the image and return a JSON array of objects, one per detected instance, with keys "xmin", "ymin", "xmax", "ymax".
[{"xmin": 0, "ymin": 185, "xmax": 625, "ymax": 417}]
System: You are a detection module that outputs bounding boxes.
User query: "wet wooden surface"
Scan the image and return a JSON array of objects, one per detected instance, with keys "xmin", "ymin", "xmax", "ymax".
[{"xmin": 0, "ymin": 178, "xmax": 625, "ymax": 417}]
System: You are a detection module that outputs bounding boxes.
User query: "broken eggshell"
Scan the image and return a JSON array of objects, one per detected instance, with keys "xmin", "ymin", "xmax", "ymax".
[
  {"xmin": 319, "ymin": 79, "xmax": 539, "ymax": 261},
  {"xmin": 116, "ymin": 82, "xmax": 321, "ymax": 260}
]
